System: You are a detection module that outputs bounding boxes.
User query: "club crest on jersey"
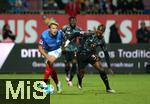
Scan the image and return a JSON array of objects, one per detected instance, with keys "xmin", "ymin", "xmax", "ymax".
[
  {"xmin": 39, "ymin": 39, "xmax": 43, "ymax": 45},
  {"xmin": 56, "ymin": 40, "xmax": 60, "ymax": 43}
]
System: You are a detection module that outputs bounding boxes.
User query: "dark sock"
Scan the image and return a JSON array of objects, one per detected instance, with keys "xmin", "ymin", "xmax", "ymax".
[
  {"xmin": 69, "ymin": 75, "xmax": 73, "ymax": 81},
  {"xmin": 44, "ymin": 79, "xmax": 48, "ymax": 83},
  {"xmin": 65, "ymin": 64, "xmax": 70, "ymax": 77},
  {"xmin": 69, "ymin": 63, "xmax": 77, "ymax": 81},
  {"xmin": 77, "ymin": 74, "xmax": 82, "ymax": 87},
  {"xmin": 99, "ymin": 71, "xmax": 111, "ymax": 90},
  {"xmin": 51, "ymin": 70, "xmax": 59, "ymax": 85}
]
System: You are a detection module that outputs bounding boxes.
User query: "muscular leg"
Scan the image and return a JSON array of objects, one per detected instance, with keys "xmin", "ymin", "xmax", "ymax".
[
  {"xmin": 69, "ymin": 59, "xmax": 77, "ymax": 81},
  {"xmin": 64, "ymin": 52, "xmax": 72, "ymax": 79},
  {"xmin": 77, "ymin": 54, "xmax": 87, "ymax": 88},
  {"xmin": 92, "ymin": 61, "xmax": 111, "ymax": 90},
  {"xmin": 64, "ymin": 61, "xmax": 70, "ymax": 78},
  {"xmin": 77, "ymin": 69, "xmax": 85, "ymax": 88},
  {"xmin": 43, "ymin": 63, "xmax": 52, "ymax": 83},
  {"xmin": 51, "ymin": 69, "xmax": 59, "ymax": 85},
  {"xmin": 47, "ymin": 56, "xmax": 62, "ymax": 93},
  {"xmin": 44, "ymin": 56, "xmax": 59, "ymax": 85}
]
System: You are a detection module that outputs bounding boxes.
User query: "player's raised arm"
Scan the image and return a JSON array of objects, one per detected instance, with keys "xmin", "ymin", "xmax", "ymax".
[{"xmin": 64, "ymin": 31, "xmax": 95, "ymax": 47}]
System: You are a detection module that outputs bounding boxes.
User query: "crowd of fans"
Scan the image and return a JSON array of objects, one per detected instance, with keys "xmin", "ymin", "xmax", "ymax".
[
  {"xmin": 0, "ymin": 0, "xmax": 29, "ymax": 13},
  {"xmin": 0, "ymin": 0, "xmax": 149, "ymax": 15}
]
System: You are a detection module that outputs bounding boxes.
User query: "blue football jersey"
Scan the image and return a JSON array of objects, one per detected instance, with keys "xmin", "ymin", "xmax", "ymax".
[{"xmin": 39, "ymin": 29, "xmax": 64, "ymax": 52}]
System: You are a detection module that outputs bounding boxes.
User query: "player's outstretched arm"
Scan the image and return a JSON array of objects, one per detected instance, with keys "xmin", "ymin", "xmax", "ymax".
[
  {"xmin": 100, "ymin": 39, "xmax": 113, "ymax": 74},
  {"xmin": 63, "ymin": 32, "xmax": 81, "ymax": 47},
  {"xmin": 103, "ymin": 49, "xmax": 113, "ymax": 74}
]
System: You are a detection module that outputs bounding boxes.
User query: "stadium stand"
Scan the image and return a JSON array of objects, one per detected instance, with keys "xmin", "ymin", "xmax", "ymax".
[{"xmin": 0, "ymin": 0, "xmax": 149, "ymax": 14}]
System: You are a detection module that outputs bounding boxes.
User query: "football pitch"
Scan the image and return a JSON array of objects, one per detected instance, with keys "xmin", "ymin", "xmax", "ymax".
[{"xmin": 0, "ymin": 74, "xmax": 150, "ymax": 104}]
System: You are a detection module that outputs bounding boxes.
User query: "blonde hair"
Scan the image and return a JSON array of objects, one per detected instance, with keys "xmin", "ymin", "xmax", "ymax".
[{"xmin": 48, "ymin": 18, "xmax": 59, "ymax": 27}]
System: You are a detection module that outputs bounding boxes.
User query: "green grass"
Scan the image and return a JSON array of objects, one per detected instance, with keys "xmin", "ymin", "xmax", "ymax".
[{"xmin": 0, "ymin": 74, "xmax": 150, "ymax": 104}]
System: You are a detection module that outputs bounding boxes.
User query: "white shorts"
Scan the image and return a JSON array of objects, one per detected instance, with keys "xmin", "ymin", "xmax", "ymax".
[{"xmin": 48, "ymin": 48, "xmax": 62, "ymax": 59}]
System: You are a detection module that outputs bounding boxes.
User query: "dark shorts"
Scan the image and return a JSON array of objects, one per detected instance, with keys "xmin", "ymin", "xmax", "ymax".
[
  {"xmin": 77, "ymin": 53, "xmax": 100, "ymax": 69},
  {"xmin": 64, "ymin": 51, "xmax": 77, "ymax": 62}
]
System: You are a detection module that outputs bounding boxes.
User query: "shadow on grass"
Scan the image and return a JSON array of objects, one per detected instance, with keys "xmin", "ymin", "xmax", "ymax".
[
  {"xmin": 53, "ymin": 92, "xmax": 84, "ymax": 95},
  {"xmin": 51, "ymin": 89, "xmax": 128, "ymax": 96}
]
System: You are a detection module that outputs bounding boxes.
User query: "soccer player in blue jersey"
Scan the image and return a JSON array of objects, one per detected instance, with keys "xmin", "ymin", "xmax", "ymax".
[{"xmin": 38, "ymin": 18, "xmax": 64, "ymax": 93}]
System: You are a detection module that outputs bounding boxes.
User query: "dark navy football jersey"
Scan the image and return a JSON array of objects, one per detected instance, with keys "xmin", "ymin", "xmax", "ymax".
[{"xmin": 62, "ymin": 25, "xmax": 81, "ymax": 52}]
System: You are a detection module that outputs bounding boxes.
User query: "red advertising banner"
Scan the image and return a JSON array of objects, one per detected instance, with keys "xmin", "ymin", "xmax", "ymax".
[{"xmin": 0, "ymin": 14, "xmax": 149, "ymax": 44}]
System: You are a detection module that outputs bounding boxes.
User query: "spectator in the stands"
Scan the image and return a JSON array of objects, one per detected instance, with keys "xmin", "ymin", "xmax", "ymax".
[
  {"xmin": 60, "ymin": 0, "xmax": 69, "ymax": 8},
  {"xmin": 105, "ymin": 0, "xmax": 117, "ymax": 14},
  {"xmin": 133, "ymin": 0, "xmax": 144, "ymax": 12},
  {"xmin": 99, "ymin": 0, "xmax": 107, "ymax": 13},
  {"xmin": 9, "ymin": 0, "xmax": 29, "ymax": 13},
  {"xmin": 81, "ymin": 0, "xmax": 91, "ymax": 13},
  {"xmin": 64, "ymin": 0, "xmax": 80, "ymax": 16},
  {"xmin": 109, "ymin": 21, "xmax": 122, "ymax": 43},
  {"xmin": 43, "ymin": 0, "xmax": 59, "ymax": 10},
  {"xmin": 118, "ymin": 0, "xmax": 129, "ymax": 13},
  {"xmin": 136, "ymin": 21, "xmax": 150, "ymax": 43},
  {"xmin": 2, "ymin": 23, "xmax": 16, "ymax": 42},
  {"xmin": 0, "ymin": 0, "xmax": 11, "ymax": 13}
]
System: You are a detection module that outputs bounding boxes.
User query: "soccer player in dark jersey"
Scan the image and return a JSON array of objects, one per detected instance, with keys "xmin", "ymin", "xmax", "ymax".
[
  {"xmin": 66, "ymin": 24, "xmax": 115, "ymax": 93},
  {"xmin": 38, "ymin": 18, "xmax": 64, "ymax": 93},
  {"xmin": 62, "ymin": 16, "xmax": 81, "ymax": 86}
]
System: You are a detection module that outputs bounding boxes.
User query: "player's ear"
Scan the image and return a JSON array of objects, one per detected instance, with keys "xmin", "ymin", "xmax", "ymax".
[
  {"xmin": 100, "ymin": 24, "xmax": 106, "ymax": 32},
  {"xmin": 97, "ymin": 24, "xmax": 105, "ymax": 33}
]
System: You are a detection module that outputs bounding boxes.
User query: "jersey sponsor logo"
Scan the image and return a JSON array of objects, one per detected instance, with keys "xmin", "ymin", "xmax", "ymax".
[
  {"xmin": 56, "ymin": 40, "xmax": 61, "ymax": 43},
  {"xmin": 39, "ymin": 39, "xmax": 43, "ymax": 45}
]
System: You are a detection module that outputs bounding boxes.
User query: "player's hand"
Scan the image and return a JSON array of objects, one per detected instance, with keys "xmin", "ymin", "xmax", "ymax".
[
  {"xmin": 107, "ymin": 68, "xmax": 114, "ymax": 74},
  {"xmin": 91, "ymin": 44, "xmax": 96, "ymax": 48},
  {"xmin": 64, "ymin": 40, "xmax": 70, "ymax": 47},
  {"xmin": 61, "ymin": 46, "xmax": 66, "ymax": 54},
  {"xmin": 80, "ymin": 31, "xmax": 85, "ymax": 34}
]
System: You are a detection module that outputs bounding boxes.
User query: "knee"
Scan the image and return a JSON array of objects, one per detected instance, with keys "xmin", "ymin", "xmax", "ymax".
[
  {"xmin": 95, "ymin": 65, "xmax": 106, "ymax": 74},
  {"xmin": 45, "ymin": 65, "xmax": 52, "ymax": 75},
  {"xmin": 98, "ymin": 69, "xmax": 107, "ymax": 75},
  {"xmin": 78, "ymin": 70, "xmax": 84, "ymax": 78},
  {"xmin": 51, "ymin": 70, "xmax": 57, "ymax": 77},
  {"xmin": 97, "ymin": 66, "xmax": 105, "ymax": 73},
  {"xmin": 65, "ymin": 61, "xmax": 70, "ymax": 67},
  {"xmin": 47, "ymin": 61, "xmax": 53, "ymax": 65},
  {"xmin": 72, "ymin": 59, "xmax": 76, "ymax": 64}
]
